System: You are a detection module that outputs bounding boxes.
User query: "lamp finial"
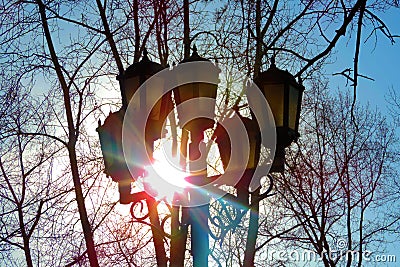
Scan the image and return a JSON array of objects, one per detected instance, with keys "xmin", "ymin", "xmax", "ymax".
[
  {"xmin": 142, "ymin": 48, "xmax": 149, "ymax": 61},
  {"xmin": 298, "ymin": 76, "xmax": 303, "ymax": 85},
  {"xmin": 271, "ymin": 56, "xmax": 276, "ymax": 68}
]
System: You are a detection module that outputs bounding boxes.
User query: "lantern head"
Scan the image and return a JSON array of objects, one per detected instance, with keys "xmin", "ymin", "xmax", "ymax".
[
  {"xmin": 97, "ymin": 109, "xmax": 145, "ymax": 204},
  {"xmin": 213, "ymin": 112, "xmax": 261, "ymax": 187},
  {"xmin": 173, "ymin": 45, "xmax": 219, "ymax": 133},
  {"xmin": 118, "ymin": 49, "xmax": 173, "ymax": 142},
  {"xmin": 254, "ymin": 57, "xmax": 304, "ymax": 172}
]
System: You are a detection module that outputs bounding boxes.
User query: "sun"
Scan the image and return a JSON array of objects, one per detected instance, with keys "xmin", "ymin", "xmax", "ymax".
[{"xmin": 141, "ymin": 142, "xmax": 192, "ymax": 202}]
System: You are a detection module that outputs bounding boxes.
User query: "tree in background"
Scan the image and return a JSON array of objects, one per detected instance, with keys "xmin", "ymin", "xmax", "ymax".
[
  {"xmin": 0, "ymin": 82, "xmax": 65, "ymax": 266},
  {"xmin": 255, "ymin": 85, "xmax": 399, "ymax": 266}
]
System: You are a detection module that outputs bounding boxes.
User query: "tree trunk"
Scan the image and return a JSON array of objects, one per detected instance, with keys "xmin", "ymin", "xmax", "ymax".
[
  {"xmin": 183, "ymin": 0, "xmax": 190, "ymax": 59},
  {"xmin": 36, "ymin": 1, "xmax": 99, "ymax": 266},
  {"xmin": 147, "ymin": 198, "xmax": 168, "ymax": 267}
]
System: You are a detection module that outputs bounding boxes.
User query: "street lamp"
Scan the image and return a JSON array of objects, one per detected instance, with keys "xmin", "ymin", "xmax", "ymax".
[
  {"xmin": 254, "ymin": 57, "xmax": 304, "ymax": 172},
  {"xmin": 173, "ymin": 45, "xmax": 220, "ymax": 267},
  {"xmin": 213, "ymin": 110, "xmax": 261, "ymax": 205},
  {"xmin": 97, "ymin": 110, "xmax": 132, "ymax": 183},
  {"xmin": 173, "ymin": 45, "xmax": 219, "ymax": 135},
  {"xmin": 97, "ymin": 49, "xmax": 173, "ymax": 204},
  {"xmin": 98, "ymin": 45, "xmax": 304, "ymax": 266},
  {"xmin": 118, "ymin": 49, "xmax": 173, "ymax": 143}
]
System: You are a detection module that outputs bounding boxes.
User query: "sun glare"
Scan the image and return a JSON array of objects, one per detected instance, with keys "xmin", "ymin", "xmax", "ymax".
[{"xmin": 142, "ymin": 148, "xmax": 192, "ymax": 203}]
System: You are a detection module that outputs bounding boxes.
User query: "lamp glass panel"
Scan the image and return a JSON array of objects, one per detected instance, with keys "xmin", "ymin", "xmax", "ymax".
[
  {"xmin": 247, "ymin": 139, "xmax": 257, "ymax": 169},
  {"xmin": 175, "ymin": 84, "xmax": 193, "ymax": 127},
  {"xmin": 288, "ymin": 85, "xmax": 299, "ymax": 130},
  {"xmin": 198, "ymin": 83, "xmax": 217, "ymax": 116},
  {"xmin": 177, "ymin": 84, "xmax": 194, "ymax": 103},
  {"xmin": 199, "ymin": 83, "xmax": 217, "ymax": 98},
  {"xmin": 125, "ymin": 76, "xmax": 140, "ymax": 110},
  {"xmin": 145, "ymin": 76, "xmax": 164, "ymax": 120},
  {"xmin": 263, "ymin": 84, "xmax": 284, "ymax": 127}
]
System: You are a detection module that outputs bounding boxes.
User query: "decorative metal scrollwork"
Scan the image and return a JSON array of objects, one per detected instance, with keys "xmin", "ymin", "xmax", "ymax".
[
  {"xmin": 130, "ymin": 196, "xmax": 149, "ymax": 221},
  {"xmin": 209, "ymin": 174, "xmax": 274, "ymax": 241},
  {"xmin": 128, "ymin": 174, "xmax": 274, "ymax": 243},
  {"xmin": 129, "ymin": 192, "xmax": 173, "ymax": 238},
  {"xmin": 209, "ymin": 197, "xmax": 247, "ymax": 241}
]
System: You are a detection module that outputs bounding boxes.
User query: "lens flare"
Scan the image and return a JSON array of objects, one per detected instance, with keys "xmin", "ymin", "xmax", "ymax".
[{"xmin": 142, "ymin": 153, "xmax": 191, "ymax": 203}]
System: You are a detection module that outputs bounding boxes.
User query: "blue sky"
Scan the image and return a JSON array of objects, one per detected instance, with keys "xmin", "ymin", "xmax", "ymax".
[
  {"xmin": 16, "ymin": 2, "xmax": 400, "ymax": 265},
  {"xmin": 326, "ymin": 7, "xmax": 400, "ymax": 113},
  {"xmin": 327, "ymin": 7, "xmax": 400, "ymax": 262}
]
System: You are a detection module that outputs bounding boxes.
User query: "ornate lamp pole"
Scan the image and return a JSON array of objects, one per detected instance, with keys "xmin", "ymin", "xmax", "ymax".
[
  {"xmin": 97, "ymin": 49, "xmax": 304, "ymax": 266},
  {"xmin": 173, "ymin": 45, "xmax": 220, "ymax": 267},
  {"xmin": 97, "ymin": 50, "xmax": 174, "ymax": 266}
]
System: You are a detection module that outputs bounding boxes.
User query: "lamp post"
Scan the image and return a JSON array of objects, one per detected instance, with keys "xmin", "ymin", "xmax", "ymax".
[
  {"xmin": 97, "ymin": 49, "xmax": 173, "ymax": 204},
  {"xmin": 173, "ymin": 45, "xmax": 220, "ymax": 267},
  {"xmin": 214, "ymin": 109, "xmax": 261, "ymax": 206},
  {"xmin": 97, "ymin": 50, "xmax": 174, "ymax": 266},
  {"xmin": 118, "ymin": 49, "xmax": 173, "ymax": 144},
  {"xmin": 97, "ymin": 109, "xmax": 133, "ymax": 204},
  {"xmin": 254, "ymin": 57, "xmax": 304, "ymax": 172},
  {"xmin": 97, "ymin": 47, "xmax": 304, "ymax": 266}
]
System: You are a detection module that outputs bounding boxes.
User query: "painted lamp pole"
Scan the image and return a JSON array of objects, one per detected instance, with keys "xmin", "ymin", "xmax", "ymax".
[
  {"xmin": 97, "ymin": 48, "xmax": 303, "ymax": 267},
  {"xmin": 173, "ymin": 45, "xmax": 220, "ymax": 267}
]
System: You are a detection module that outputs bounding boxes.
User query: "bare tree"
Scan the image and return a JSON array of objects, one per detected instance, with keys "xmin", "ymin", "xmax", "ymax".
[
  {"xmin": 1, "ymin": 0, "xmax": 399, "ymax": 266},
  {"xmin": 0, "ymin": 81, "xmax": 69, "ymax": 266},
  {"xmin": 255, "ymin": 85, "xmax": 399, "ymax": 266}
]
